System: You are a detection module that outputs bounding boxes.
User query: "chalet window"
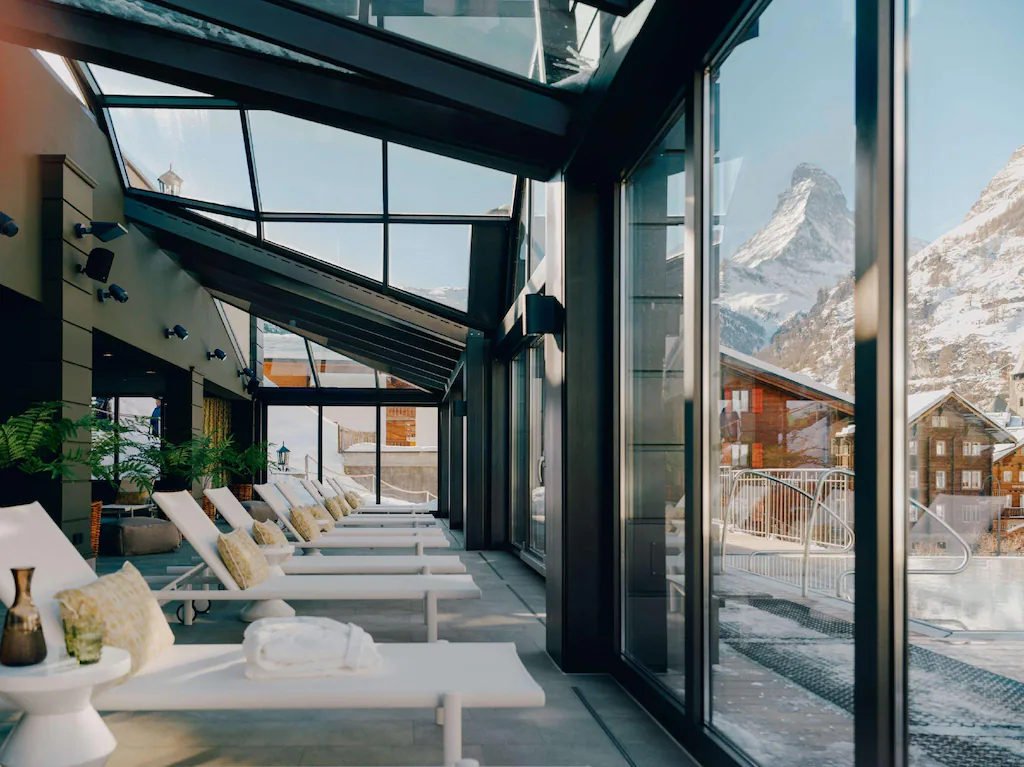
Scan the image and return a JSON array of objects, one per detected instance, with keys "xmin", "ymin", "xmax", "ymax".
[
  {"xmin": 732, "ymin": 390, "xmax": 750, "ymax": 413},
  {"xmin": 961, "ymin": 470, "xmax": 981, "ymax": 490},
  {"xmin": 1018, "ymin": 471, "xmax": 1024, "ymax": 483},
  {"xmin": 727, "ymin": 443, "xmax": 749, "ymax": 467},
  {"xmin": 1004, "ymin": 470, "xmax": 1013, "ymax": 483},
  {"xmin": 751, "ymin": 388, "xmax": 763, "ymax": 415},
  {"xmin": 963, "ymin": 441, "xmax": 970, "ymax": 456},
  {"xmin": 751, "ymin": 443, "xmax": 763, "ymax": 469},
  {"xmin": 962, "ymin": 505, "xmax": 980, "ymax": 523},
  {"xmin": 936, "ymin": 441, "xmax": 946, "ymax": 456},
  {"xmin": 909, "ymin": 470, "xmax": 918, "ymax": 489},
  {"xmin": 909, "ymin": 506, "xmax": 919, "ymax": 522},
  {"xmin": 931, "ymin": 415, "xmax": 948, "ymax": 427},
  {"xmin": 936, "ymin": 471, "xmax": 946, "ymax": 489},
  {"xmin": 972, "ymin": 443, "xmax": 981, "ymax": 456},
  {"xmin": 909, "ymin": 441, "xmax": 917, "ymax": 456},
  {"xmin": 934, "ymin": 503, "xmax": 946, "ymax": 519}
]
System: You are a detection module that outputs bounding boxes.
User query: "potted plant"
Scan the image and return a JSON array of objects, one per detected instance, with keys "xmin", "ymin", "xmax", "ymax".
[
  {"xmin": 228, "ymin": 441, "xmax": 271, "ymax": 503},
  {"xmin": 0, "ymin": 402, "xmax": 91, "ymax": 482}
]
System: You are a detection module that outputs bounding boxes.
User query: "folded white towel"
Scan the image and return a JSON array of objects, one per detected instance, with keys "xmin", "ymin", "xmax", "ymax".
[{"xmin": 242, "ymin": 617, "xmax": 383, "ymax": 679}]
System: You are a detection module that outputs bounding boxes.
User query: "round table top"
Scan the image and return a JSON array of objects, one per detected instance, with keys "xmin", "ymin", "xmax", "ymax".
[{"xmin": 0, "ymin": 647, "xmax": 131, "ymax": 693}]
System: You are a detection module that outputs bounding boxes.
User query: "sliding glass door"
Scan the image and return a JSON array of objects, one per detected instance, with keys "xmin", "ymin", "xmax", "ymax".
[{"xmin": 511, "ymin": 344, "xmax": 547, "ymax": 568}]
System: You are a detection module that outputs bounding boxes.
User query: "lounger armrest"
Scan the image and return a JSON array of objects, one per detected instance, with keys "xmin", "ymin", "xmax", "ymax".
[{"xmin": 259, "ymin": 545, "xmax": 295, "ymax": 568}]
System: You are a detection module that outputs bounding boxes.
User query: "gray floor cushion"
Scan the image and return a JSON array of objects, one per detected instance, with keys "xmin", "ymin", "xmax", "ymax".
[
  {"xmin": 100, "ymin": 517, "xmax": 182, "ymax": 557},
  {"xmin": 241, "ymin": 500, "xmax": 275, "ymax": 523}
]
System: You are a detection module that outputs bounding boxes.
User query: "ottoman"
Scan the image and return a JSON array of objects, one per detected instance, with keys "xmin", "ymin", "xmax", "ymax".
[
  {"xmin": 241, "ymin": 500, "xmax": 276, "ymax": 523},
  {"xmin": 100, "ymin": 517, "xmax": 182, "ymax": 557}
]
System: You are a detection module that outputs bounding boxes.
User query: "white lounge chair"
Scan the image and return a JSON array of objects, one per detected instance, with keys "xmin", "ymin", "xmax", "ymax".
[
  {"xmin": 153, "ymin": 491, "xmax": 478, "ymax": 638},
  {"xmin": 326, "ymin": 475, "xmax": 437, "ymax": 514},
  {"xmin": 279, "ymin": 481, "xmax": 440, "ymax": 529},
  {"xmin": 0, "ymin": 502, "xmax": 543, "ymax": 767},
  {"xmin": 205, "ymin": 487, "xmax": 465, "ymax": 575},
  {"xmin": 253, "ymin": 484, "xmax": 449, "ymax": 555}
]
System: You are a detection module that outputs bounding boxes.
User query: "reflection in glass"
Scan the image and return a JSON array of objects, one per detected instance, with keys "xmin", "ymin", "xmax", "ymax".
[
  {"xmin": 216, "ymin": 300, "xmax": 251, "ymax": 368},
  {"xmin": 388, "ymin": 224, "xmax": 470, "ymax": 311},
  {"xmin": 309, "ymin": 342, "xmax": 377, "ymax": 388},
  {"xmin": 267, "ymin": 406, "xmax": 316, "ymax": 480},
  {"xmin": 381, "ymin": 402, "xmax": 439, "ymax": 507},
  {"xmin": 709, "ymin": 2, "xmax": 856, "ymax": 763},
  {"xmin": 621, "ymin": 115, "xmax": 685, "ymax": 698},
  {"xmin": 527, "ymin": 345, "xmax": 545, "ymax": 560},
  {"xmin": 261, "ymin": 320, "xmax": 314, "ymax": 387},
  {"xmin": 108, "ymin": 108, "xmax": 253, "ymax": 209},
  {"xmin": 264, "ymin": 222, "xmax": 383, "ymax": 281},
  {"xmin": 191, "ymin": 210, "xmax": 257, "ymax": 236},
  {"xmin": 387, "ymin": 143, "xmax": 513, "ymax": 215},
  {"xmin": 89, "ymin": 64, "xmax": 208, "ymax": 96},
  {"xmin": 906, "ymin": 2, "xmax": 1024, "ymax": 762},
  {"xmin": 37, "ymin": 51, "xmax": 88, "ymax": 106},
  {"xmin": 249, "ymin": 112, "xmax": 383, "ymax": 214},
  {"xmin": 529, "ymin": 180, "xmax": 547, "ymax": 273},
  {"xmin": 511, "ymin": 345, "xmax": 545, "ymax": 564}
]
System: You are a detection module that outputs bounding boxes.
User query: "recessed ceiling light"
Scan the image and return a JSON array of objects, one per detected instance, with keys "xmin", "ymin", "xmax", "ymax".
[
  {"xmin": 102, "ymin": 353, "xmax": 113, "ymax": 357},
  {"xmin": 145, "ymin": 370, "xmax": 156, "ymax": 374}
]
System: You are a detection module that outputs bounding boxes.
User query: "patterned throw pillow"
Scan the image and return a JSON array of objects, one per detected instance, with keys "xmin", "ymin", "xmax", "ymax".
[
  {"xmin": 334, "ymin": 494, "xmax": 353, "ymax": 516},
  {"xmin": 56, "ymin": 561, "xmax": 174, "ymax": 675},
  {"xmin": 217, "ymin": 528, "xmax": 270, "ymax": 589},
  {"xmin": 290, "ymin": 506, "xmax": 321, "ymax": 542},
  {"xmin": 252, "ymin": 519, "xmax": 288, "ymax": 546},
  {"xmin": 309, "ymin": 503, "xmax": 335, "ymax": 531},
  {"xmin": 324, "ymin": 497, "xmax": 345, "ymax": 521},
  {"xmin": 344, "ymin": 491, "xmax": 363, "ymax": 510}
]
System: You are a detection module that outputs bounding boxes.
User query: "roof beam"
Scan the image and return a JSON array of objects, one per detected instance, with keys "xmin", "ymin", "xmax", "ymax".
[
  {"xmin": 0, "ymin": 0, "xmax": 567, "ymax": 177},
  {"xmin": 147, "ymin": 0, "xmax": 573, "ymax": 133}
]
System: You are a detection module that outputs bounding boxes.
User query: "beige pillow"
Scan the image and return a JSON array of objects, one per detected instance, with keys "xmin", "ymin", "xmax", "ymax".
[
  {"xmin": 335, "ymin": 494, "xmax": 353, "ymax": 516},
  {"xmin": 253, "ymin": 519, "xmax": 288, "ymax": 546},
  {"xmin": 324, "ymin": 496, "xmax": 345, "ymax": 520},
  {"xmin": 56, "ymin": 561, "xmax": 174, "ymax": 675},
  {"xmin": 345, "ymin": 491, "xmax": 363, "ymax": 509},
  {"xmin": 217, "ymin": 528, "xmax": 269, "ymax": 589},
  {"xmin": 308, "ymin": 503, "xmax": 335, "ymax": 530},
  {"xmin": 290, "ymin": 506, "xmax": 321, "ymax": 542}
]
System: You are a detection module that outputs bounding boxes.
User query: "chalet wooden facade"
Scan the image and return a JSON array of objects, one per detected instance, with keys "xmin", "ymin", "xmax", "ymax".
[
  {"xmin": 720, "ymin": 348, "xmax": 854, "ymax": 469},
  {"xmin": 994, "ymin": 442, "xmax": 1024, "ymax": 509}
]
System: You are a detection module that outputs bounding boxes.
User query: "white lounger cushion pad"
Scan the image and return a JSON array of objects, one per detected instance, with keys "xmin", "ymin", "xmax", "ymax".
[
  {"xmin": 94, "ymin": 642, "xmax": 543, "ymax": 710},
  {"xmin": 296, "ymin": 536, "xmax": 450, "ymax": 549},
  {"xmin": 323, "ymin": 525, "xmax": 444, "ymax": 536},
  {"xmin": 333, "ymin": 517, "xmax": 440, "ymax": 528},
  {"xmin": 282, "ymin": 556, "xmax": 465, "ymax": 575},
  {"xmin": 168, "ymin": 573, "xmax": 480, "ymax": 601}
]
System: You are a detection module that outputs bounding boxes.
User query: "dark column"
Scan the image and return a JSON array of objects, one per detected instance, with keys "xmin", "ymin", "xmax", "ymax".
[
  {"xmin": 546, "ymin": 174, "xmax": 616, "ymax": 672},
  {"xmin": 438, "ymin": 402, "xmax": 451, "ymax": 518},
  {"xmin": 163, "ymin": 366, "xmax": 204, "ymax": 495},
  {"xmin": 464, "ymin": 330, "xmax": 491, "ymax": 550},
  {"xmin": 489, "ymin": 357, "xmax": 511, "ymax": 548},
  {"xmin": 449, "ymin": 386, "xmax": 465, "ymax": 531}
]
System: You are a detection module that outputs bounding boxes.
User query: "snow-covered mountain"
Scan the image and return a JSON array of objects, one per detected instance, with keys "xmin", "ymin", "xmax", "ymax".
[
  {"xmin": 719, "ymin": 163, "xmax": 855, "ymax": 348},
  {"xmin": 761, "ymin": 145, "xmax": 1024, "ymax": 406},
  {"xmin": 396, "ymin": 285, "xmax": 468, "ymax": 313}
]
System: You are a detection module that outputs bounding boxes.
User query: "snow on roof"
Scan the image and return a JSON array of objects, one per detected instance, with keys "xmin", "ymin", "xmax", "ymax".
[
  {"xmin": 994, "ymin": 442, "xmax": 1020, "ymax": 462},
  {"xmin": 908, "ymin": 388, "xmax": 1016, "ymax": 442},
  {"xmin": 720, "ymin": 347, "xmax": 854, "ymax": 408}
]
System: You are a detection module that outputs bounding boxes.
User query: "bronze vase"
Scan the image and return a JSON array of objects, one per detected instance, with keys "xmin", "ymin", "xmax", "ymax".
[{"xmin": 0, "ymin": 567, "xmax": 48, "ymax": 666}]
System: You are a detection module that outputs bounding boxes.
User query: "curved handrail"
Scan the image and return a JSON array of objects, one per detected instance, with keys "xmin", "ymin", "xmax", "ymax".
[
  {"xmin": 721, "ymin": 469, "xmax": 855, "ymax": 576},
  {"xmin": 300, "ymin": 454, "xmax": 437, "ymax": 502},
  {"xmin": 835, "ymin": 497, "xmax": 972, "ymax": 600},
  {"xmin": 802, "ymin": 468, "xmax": 857, "ymax": 596}
]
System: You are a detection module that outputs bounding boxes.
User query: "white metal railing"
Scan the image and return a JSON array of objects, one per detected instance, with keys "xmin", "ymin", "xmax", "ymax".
[
  {"xmin": 720, "ymin": 467, "xmax": 854, "ymax": 549},
  {"xmin": 298, "ymin": 454, "xmax": 437, "ymax": 503}
]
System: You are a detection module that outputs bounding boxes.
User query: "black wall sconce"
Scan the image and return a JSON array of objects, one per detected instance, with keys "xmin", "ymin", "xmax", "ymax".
[
  {"xmin": 238, "ymin": 367, "xmax": 255, "ymax": 379},
  {"xmin": 74, "ymin": 221, "xmax": 127, "ymax": 242},
  {"xmin": 524, "ymin": 294, "xmax": 562, "ymax": 337},
  {"xmin": 452, "ymin": 400, "xmax": 468, "ymax": 418},
  {"xmin": 0, "ymin": 212, "xmax": 18, "ymax": 238},
  {"xmin": 97, "ymin": 284, "xmax": 129, "ymax": 304},
  {"xmin": 165, "ymin": 325, "xmax": 189, "ymax": 340},
  {"xmin": 207, "ymin": 349, "xmax": 227, "ymax": 361},
  {"xmin": 77, "ymin": 247, "xmax": 116, "ymax": 282}
]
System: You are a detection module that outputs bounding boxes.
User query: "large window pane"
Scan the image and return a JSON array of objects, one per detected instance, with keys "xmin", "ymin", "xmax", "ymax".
[
  {"xmin": 261, "ymin": 321, "xmax": 314, "ymax": 388},
  {"xmin": 380, "ymin": 405, "xmax": 438, "ymax": 507},
  {"xmin": 267, "ymin": 406, "xmax": 318, "ymax": 481},
  {"xmin": 621, "ymin": 115, "xmax": 685, "ymax": 700},
  {"xmin": 709, "ymin": 3, "xmax": 856, "ymax": 764},
  {"xmin": 387, "ymin": 143, "xmax": 513, "ymax": 215},
  {"xmin": 89, "ymin": 64, "xmax": 208, "ymax": 96},
  {"xmin": 323, "ymin": 406, "xmax": 378, "ymax": 502},
  {"xmin": 388, "ymin": 224, "xmax": 470, "ymax": 311},
  {"xmin": 309, "ymin": 343, "xmax": 378, "ymax": 388},
  {"xmin": 108, "ymin": 108, "xmax": 253, "ymax": 209},
  {"xmin": 906, "ymin": 2, "xmax": 1024, "ymax": 763},
  {"xmin": 264, "ymin": 222, "xmax": 383, "ymax": 281},
  {"xmin": 249, "ymin": 112, "xmax": 383, "ymax": 214}
]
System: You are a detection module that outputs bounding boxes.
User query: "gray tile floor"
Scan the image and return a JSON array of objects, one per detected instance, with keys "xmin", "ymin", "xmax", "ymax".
[{"xmin": 1, "ymin": 521, "xmax": 696, "ymax": 767}]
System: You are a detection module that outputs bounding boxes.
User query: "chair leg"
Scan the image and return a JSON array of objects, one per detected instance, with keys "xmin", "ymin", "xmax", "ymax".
[
  {"xmin": 442, "ymin": 693, "xmax": 462, "ymax": 767},
  {"xmin": 416, "ymin": 541, "xmax": 424, "ymax": 556},
  {"xmin": 426, "ymin": 592, "xmax": 438, "ymax": 642}
]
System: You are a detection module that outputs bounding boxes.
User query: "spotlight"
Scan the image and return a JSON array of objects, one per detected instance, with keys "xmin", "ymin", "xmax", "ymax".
[
  {"xmin": 0, "ymin": 212, "xmax": 18, "ymax": 238},
  {"xmin": 97, "ymin": 284, "xmax": 129, "ymax": 303},
  {"xmin": 238, "ymin": 367, "xmax": 255, "ymax": 378},
  {"xmin": 74, "ymin": 221, "xmax": 128, "ymax": 242},
  {"xmin": 206, "ymin": 349, "xmax": 227, "ymax": 361},
  {"xmin": 245, "ymin": 377, "xmax": 260, "ymax": 395},
  {"xmin": 165, "ymin": 325, "xmax": 189, "ymax": 340},
  {"xmin": 76, "ymin": 247, "xmax": 115, "ymax": 282}
]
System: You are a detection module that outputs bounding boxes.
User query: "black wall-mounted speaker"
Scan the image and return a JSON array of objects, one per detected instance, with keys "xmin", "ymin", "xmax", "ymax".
[
  {"xmin": 452, "ymin": 400, "xmax": 468, "ymax": 418},
  {"xmin": 81, "ymin": 247, "xmax": 115, "ymax": 283},
  {"xmin": 525, "ymin": 293, "xmax": 561, "ymax": 336}
]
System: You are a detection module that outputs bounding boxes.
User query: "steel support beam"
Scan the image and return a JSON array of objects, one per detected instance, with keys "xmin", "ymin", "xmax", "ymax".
[
  {"xmin": 463, "ymin": 330, "xmax": 491, "ymax": 550},
  {"xmin": 0, "ymin": 0, "xmax": 567, "ymax": 177}
]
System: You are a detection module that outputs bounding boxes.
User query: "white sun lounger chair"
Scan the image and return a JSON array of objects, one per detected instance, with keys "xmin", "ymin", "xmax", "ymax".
[
  {"xmin": 0, "ymin": 502, "xmax": 543, "ymax": 767},
  {"xmin": 205, "ymin": 488, "xmax": 465, "ymax": 575},
  {"xmin": 326, "ymin": 475, "xmax": 436, "ymax": 513},
  {"xmin": 304, "ymin": 478, "xmax": 439, "ymax": 524},
  {"xmin": 278, "ymin": 481, "xmax": 439, "ymax": 529},
  {"xmin": 153, "ymin": 491, "xmax": 478, "ymax": 638},
  {"xmin": 253, "ymin": 484, "xmax": 449, "ymax": 555}
]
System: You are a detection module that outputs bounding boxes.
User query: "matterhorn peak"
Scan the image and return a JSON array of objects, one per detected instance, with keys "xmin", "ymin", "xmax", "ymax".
[{"xmin": 966, "ymin": 143, "xmax": 1024, "ymax": 220}]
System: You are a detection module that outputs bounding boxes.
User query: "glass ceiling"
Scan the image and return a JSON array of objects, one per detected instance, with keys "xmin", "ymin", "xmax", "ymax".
[
  {"xmin": 261, "ymin": 319, "xmax": 424, "ymax": 390},
  {"xmin": 49, "ymin": 0, "xmax": 622, "ymax": 88},
  {"xmin": 86, "ymin": 63, "xmax": 512, "ymax": 314}
]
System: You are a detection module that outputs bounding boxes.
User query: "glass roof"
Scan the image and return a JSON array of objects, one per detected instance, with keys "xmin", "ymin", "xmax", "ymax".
[
  {"xmin": 50, "ymin": 0, "xmax": 622, "ymax": 88},
  {"xmin": 85, "ymin": 63, "xmax": 514, "ymax": 317}
]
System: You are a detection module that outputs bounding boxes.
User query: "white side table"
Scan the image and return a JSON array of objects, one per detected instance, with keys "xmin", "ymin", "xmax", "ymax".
[
  {"xmin": 0, "ymin": 647, "xmax": 131, "ymax": 767},
  {"xmin": 240, "ymin": 545, "xmax": 296, "ymax": 622}
]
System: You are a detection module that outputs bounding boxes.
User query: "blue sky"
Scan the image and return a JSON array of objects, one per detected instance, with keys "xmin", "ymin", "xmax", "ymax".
[{"xmin": 716, "ymin": 0, "xmax": 1024, "ymax": 258}]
